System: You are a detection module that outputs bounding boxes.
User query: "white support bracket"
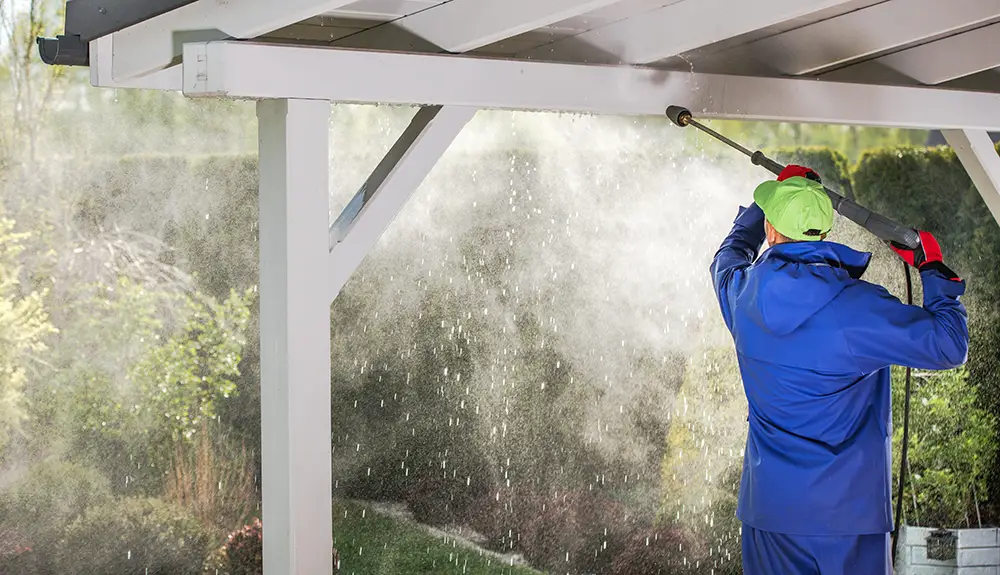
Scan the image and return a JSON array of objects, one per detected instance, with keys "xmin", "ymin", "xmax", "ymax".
[
  {"xmin": 257, "ymin": 98, "xmax": 333, "ymax": 575},
  {"xmin": 327, "ymin": 105, "xmax": 475, "ymax": 301},
  {"xmin": 182, "ymin": 41, "xmax": 1000, "ymax": 130},
  {"xmin": 942, "ymin": 129, "xmax": 1000, "ymax": 227}
]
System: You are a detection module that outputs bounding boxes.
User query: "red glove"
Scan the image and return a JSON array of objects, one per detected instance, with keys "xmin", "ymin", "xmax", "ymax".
[
  {"xmin": 891, "ymin": 230, "xmax": 961, "ymax": 281},
  {"xmin": 778, "ymin": 165, "xmax": 822, "ymax": 183}
]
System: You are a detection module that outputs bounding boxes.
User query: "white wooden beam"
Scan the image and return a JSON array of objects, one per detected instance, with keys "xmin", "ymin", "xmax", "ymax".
[
  {"xmin": 110, "ymin": 0, "xmax": 355, "ymax": 81},
  {"xmin": 182, "ymin": 42, "xmax": 1000, "ymax": 130},
  {"xmin": 327, "ymin": 105, "xmax": 474, "ymax": 301},
  {"xmin": 337, "ymin": 0, "xmax": 626, "ymax": 53},
  {"xmin": 873, "ymin": 23, "xmax": 1000, "ymax": 85},
  {"xmin": 943, "ymin": 130, "xmax": 1000, "ymax": 227},
  {"xmin": 90, "ymin": 36, "xmax": 181, "ymax": 90},
  {"xmin": 742, "ymin": 0, "xmax": 1000, "ymax": 76},
  {"xmin": 519, "ymin": 0, "xmax": 855, "ymax": 65},
  {"xmin": 257, "ymin": 98, "xmax": 333, "ymax": 575}
]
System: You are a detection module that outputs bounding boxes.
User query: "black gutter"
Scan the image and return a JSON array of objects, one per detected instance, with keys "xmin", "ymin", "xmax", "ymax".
[{"xmin": 37, "ymin": 0, "xmax": 200, "ymax": 67}]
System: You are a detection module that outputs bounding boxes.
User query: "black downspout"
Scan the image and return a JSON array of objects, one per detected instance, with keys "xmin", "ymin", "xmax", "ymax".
[{"xmin": 37, "ymin": 0, "xmax": 201, "ymax": 67}]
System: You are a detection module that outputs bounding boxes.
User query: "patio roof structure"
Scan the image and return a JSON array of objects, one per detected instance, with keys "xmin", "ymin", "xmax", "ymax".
[{"xmin": 38, "ymin": 0, "xmax": 1000, "ymax": 573}]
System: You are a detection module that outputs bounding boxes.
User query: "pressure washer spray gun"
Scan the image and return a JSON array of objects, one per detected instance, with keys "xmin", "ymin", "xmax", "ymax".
[{"xmin": 665, "ymin": 106, "xmax": 921, "ymax": 250}]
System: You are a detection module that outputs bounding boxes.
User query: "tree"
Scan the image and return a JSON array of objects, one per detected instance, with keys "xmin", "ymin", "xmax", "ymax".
[
  {"xmin": 46, "ymin": 283, "xmax": 251, "ymax": 491},
  {"xmin": 0, "ymin": 216, "xmax": 53, "ymax": 455},
  {"xmin": 0, "ymin": 0, "xmax": 72, "ymax": 164}
]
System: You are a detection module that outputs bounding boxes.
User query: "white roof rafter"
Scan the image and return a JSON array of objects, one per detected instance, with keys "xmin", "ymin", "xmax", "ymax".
[
  {"xmin": 858, "ymin": 22, "xmax": 1000, "ymax": 85},
  {"xmin": 518, "ymin": 0, "xmax": 858, "ymax": 64},
  {"xmin": 336, "ymin": 0, "xmax": 628, "ymax": 53},
  {"xmin": 738, "ymin": 0, "xmax": 1000, "ymax": 76}
]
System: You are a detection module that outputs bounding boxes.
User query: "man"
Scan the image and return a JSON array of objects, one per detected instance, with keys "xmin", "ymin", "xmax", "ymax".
[{"xmin": 711, "ymin": 165, "xmax": 969, "ymax": 575}]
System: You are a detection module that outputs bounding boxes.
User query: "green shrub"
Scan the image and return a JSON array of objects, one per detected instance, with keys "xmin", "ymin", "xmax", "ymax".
[
  {"xmin": 0, "ymin": 460, "xmax": 112, "ymax": 572},
  {"xmin": 57, "ymin": 497, "xmax": 217, "ymax": 575},
  {"xmin": 768, "ymin": 146, "xmax": 854, "ymax": 199}
]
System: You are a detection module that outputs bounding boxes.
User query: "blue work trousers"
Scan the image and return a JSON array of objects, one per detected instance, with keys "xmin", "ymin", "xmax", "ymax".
[{"xmin": 742, "ymin": 524, "xmax": 891, "ymax": 575}]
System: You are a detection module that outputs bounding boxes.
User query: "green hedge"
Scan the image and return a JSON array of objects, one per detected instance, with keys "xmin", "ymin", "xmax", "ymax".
[{"xmin": 59, "ymin": 497, "xmax": 217, "ymax": 575}]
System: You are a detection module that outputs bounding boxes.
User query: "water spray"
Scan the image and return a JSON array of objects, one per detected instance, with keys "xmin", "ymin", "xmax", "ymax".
[{"xmin": 666, "ymin": 105, "xmax": 916, "ymax": 566}]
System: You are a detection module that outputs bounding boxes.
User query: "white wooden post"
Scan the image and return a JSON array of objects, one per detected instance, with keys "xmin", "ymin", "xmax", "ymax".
[{"xmin": 257, "ymin": 98, "xmax": 333, "ymax": 575}]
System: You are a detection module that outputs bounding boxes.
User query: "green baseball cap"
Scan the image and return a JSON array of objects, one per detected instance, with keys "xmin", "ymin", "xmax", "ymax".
[{"xmin": 753, "ymin": 176, "xmax": 834, "ymax": 242}]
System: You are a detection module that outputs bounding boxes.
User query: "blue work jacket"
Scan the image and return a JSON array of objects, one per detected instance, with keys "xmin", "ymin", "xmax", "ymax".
[{"xmin": 711, "ymin": 203, "xmax": 968, "ymax": 536}]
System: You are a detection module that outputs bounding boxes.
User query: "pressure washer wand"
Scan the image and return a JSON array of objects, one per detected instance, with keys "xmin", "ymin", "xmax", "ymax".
[{"xmin": 665, "ymin": 106, "xmax": 921, "ymax": 250}]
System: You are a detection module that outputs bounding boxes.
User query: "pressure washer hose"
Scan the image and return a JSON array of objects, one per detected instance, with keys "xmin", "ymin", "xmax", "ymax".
[
  {"xmin": 893, "ymin": 265, "xmax": 914, "ymax": 567},
  {"xmin": 663, "ymin": 106, "xmax": 916, "ymax": 569}
]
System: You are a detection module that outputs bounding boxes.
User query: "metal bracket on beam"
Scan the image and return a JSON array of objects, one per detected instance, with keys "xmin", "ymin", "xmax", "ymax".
[
  {"xmin": 943, "ymin": 129, "xmax": 1000, "ymax": 227},
  {"xmin": 328, "ymin": 105, "xmax": 476, "ymax": 301}
]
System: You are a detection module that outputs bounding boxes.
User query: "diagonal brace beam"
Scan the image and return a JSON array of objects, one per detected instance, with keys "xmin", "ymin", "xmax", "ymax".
[
  {"xmin": 943, "ymin": 130, "xmax": 1000, "ymax": 227},
  {"xmin": 328, "ymin": 105, "xmax": 476, "ymax": 301}
]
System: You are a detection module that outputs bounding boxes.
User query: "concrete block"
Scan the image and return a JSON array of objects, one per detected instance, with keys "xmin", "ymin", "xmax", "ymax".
[
  {"xmin": 959, "ymin": 530, "xmax": 1000, "ymax": 549},
  {"xmin": 959, "ymin": 548, "xmax": 1000, "ymax": 567},
  {"xmin": 955, "ymin": 566, "xmax": 999, "ymax": 575},
  {"xmin": 906, "ymin": 565, "xmax": 957, "ymax": 575}
]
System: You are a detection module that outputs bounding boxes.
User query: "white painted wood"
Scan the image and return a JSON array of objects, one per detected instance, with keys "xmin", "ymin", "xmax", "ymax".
[
  {"xmin": 110, "ymin": 0, "xmax": 355, "ymax": 80},
  {"xmin": 338, "ymin": 0, "xmax": 626, "ymax": 53},
  {"xmin": 741, "ymin": 0, "xmax": 1000, "ymax": 76},
  {"xmin": 90, "ymin": 36, "xmax": 181, "ymax": 90},
  {"xmin": 874, "ymin": 23, "xmax": 1000, "ymax": 85},
  {"xmin": 257, "ymin": 99, "xmax": 333, "ymax": 575},
  {"xmin": 327, "ymin": 105, "xmax": 474, "ymax": 300},
  {"xmin": 943, "ymin": 130, "xmax": 1000, "ymax": 227},
  {"xmin": 519, "ymin": 0, "xmax": 855, "ymax": 64},
  {"xmin": 182, "ymin": 41, "xmax": 1000, "ymax": 130}
]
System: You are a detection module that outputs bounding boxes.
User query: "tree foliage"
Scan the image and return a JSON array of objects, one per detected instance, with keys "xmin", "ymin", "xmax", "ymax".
[
  {"xmin": 893, "ymin": 367, "xmax": 996, "ymax": 528},
  {"xmin": 0, "ymin": 217, "xmax": 54, "ymax": 454},
  {"xmin": 67, "ymin": 285, "xmax": 251, "ymax": 489}
]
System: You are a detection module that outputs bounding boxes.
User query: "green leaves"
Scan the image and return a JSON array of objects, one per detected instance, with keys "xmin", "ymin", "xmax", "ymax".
[
  {"xmin": 54, "ymin": 284, "xmax": 252, "ymax": 490},
  {"xmin": 0, "ymin": 217, "xmax": 55, "ymax": 454},
  {"xmin": 128, "ymin": 290, "xmax": 250, "ymax": 444},
  {"xmin": 892, "ymin": 367, "xmax": 997, "ymax": 527}
]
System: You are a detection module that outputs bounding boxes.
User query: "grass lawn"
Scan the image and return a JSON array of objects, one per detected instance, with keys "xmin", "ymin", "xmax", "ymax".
[{"xmin": 333, "ymin": 501, "xmax": 545, "ymax": 575}]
